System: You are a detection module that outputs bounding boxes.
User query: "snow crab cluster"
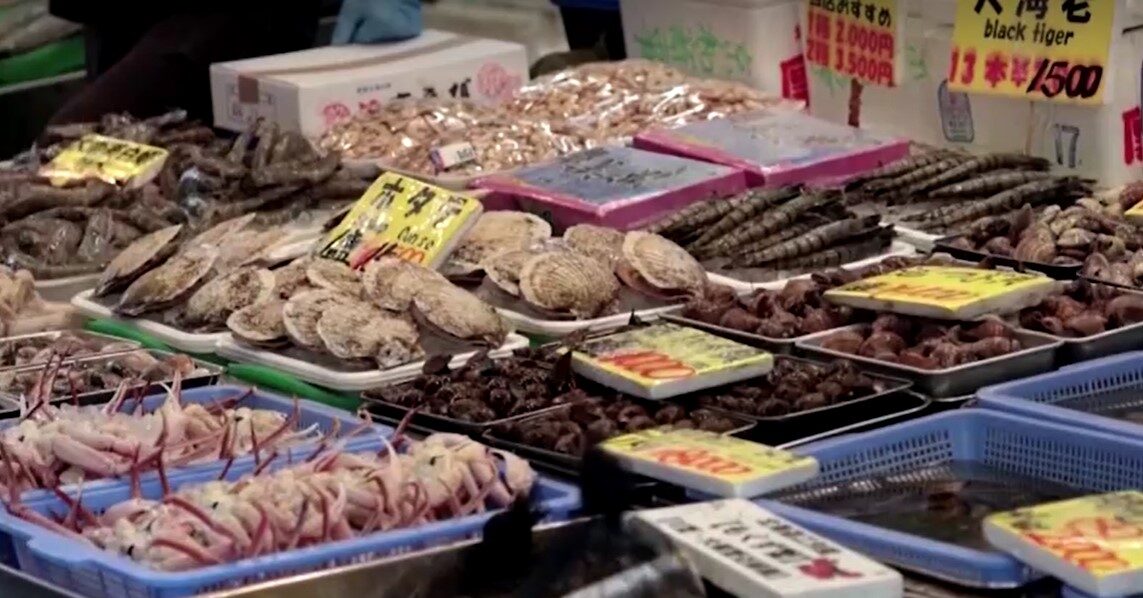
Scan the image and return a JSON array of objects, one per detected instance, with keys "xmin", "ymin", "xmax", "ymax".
[{"xmin": 9, "ymin": 430, "xmax": 536, "ymax": 571}]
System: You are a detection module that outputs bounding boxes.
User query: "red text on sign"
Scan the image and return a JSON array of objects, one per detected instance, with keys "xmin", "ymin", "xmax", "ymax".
[
  {"xmin": 644, "ymin": 448, "xmax": 754, "ymax": 476},
  {"xmin": 597, "ymin": 351, "xmax": 697, "ymax": 380}
]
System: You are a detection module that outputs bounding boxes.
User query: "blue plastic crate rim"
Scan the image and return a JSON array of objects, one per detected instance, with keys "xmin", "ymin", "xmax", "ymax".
[
  {"xmin": 757, "ymin": 409, "xmax": 1143, "ymax": 589},
  {"xmin": 1061, "ymin": 585, "xmax": 1143, "ymax": 598},
  {"xmin": 0, "ymin": 446, "xmax": 580, "ymax": 598},
  {"xmin": 0, "ymin": 385, "xmax": 388, "ymax": 508},
  {"xmin": 977, "ymin": 351, "xmax": 1143, "ymax": 442}
]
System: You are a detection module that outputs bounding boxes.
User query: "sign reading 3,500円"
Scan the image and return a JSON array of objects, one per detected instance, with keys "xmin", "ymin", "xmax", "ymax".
[
  {"xmin": 949, "ymin": 0, "xmax": 1119, "ymax": 105},
  {"xmin": 804, "ymin": 0, "xmax": 903, "ymax": 87}
]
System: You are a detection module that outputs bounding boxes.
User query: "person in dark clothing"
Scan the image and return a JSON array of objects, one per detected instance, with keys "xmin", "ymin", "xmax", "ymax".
[{"xmin": 45, "ymin": 0, "xmax": 422, "ymax": 126}]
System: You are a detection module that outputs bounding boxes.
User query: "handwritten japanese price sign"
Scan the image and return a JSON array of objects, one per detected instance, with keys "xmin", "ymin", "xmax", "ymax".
[
  {"xmin": 804, "ymin": 0, "xmax": 903, "ymax": 87},
  {"xmin": 41, "ymin": 134, "xmax": 168, "ymax": 187},
  {"xmin": 824, "ymin": 265, "xmax": 1057, "ymax": 320},
  {"xmin": 316, "ymin": 172, "xmax": 482, "ymax": 270},
  {"xmin": 949, "ymin": 0, "xmax": 1119, "ymax": 105},
  {"xmin": 602, "ymin": 429, "xmax": 818, "ymax": 497}
]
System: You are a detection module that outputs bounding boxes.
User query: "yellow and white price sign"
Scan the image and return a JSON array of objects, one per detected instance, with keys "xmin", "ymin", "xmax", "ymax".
[{"xmin": 41, "ymin": 134, "xmax": 169, "ymax": 187}]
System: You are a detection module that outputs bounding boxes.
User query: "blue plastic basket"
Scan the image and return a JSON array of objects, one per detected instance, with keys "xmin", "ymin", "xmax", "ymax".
[
  {"xmin": 1062, "ymin": 585, "xmax": 1143, "ymax": 598},
  {"xmin": 977, "ymin": 351, "xmax": 1143, "ymax": 442},
  {"xmin": 757, "ymin": 410, "xmax": 1143, "ymax": 589},
  {"xmin": 0, "ymin": 449, "xmax": 580, "ymax": 598},
  {"xmin": 0, "ymin": 385, "xmax": 387, "ymax": 567}
]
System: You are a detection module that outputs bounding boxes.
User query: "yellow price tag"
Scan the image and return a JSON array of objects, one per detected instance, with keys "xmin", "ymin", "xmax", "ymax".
[
  {"xmin": 824, "ymin": 265, "xmax": 1056, "ymax": 319},
  {"xmin": 602, "ymin": 428, "xmax": 817, "ymax": 491},
  {"xmin": 804, "ymin": 0, "xmax": 902, "ymax": 87},
  {"xmin": 948, "ymin": 0, "xmax": 1118, "ymax": 105},
  {"xmin": 41, "ymin": 134, "xmax": 168, "ymax": 187},
  {"xmin": 1125, "ymin": 199, "xmax": 1143, "ymax": 224},
  {"xmin": 317, "ymin": 172, "xmax": 482, "ymax": 270},
  {"xmin": 987, "ymin": 491, "xmax": 1143, "ymax": 577}
]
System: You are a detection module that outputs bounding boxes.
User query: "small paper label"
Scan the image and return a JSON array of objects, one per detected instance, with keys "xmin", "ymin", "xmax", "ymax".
[
  {"xmin": 316, "ymin": 172, "xmax": 482, "ymax": 269},
  {"xmin": 430, "ymin": 142, "xmax": 478, "ymax": 172},
  {"xmin": 824, "ymin": 265, "xmax": 1053, "ymax": 317},
  {"xmin": 41, "ymin": 134, "xmax": 168, "ymax": 186},
  {"xmin": 602, "ymin": 429, "xmax": 815, "ymax": 484}
]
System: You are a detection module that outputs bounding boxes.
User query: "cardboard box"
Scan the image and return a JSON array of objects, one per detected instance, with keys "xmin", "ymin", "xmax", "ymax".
[{"xmin": 209, "ymin": 30, "xmax": 528, "ymax": 138}]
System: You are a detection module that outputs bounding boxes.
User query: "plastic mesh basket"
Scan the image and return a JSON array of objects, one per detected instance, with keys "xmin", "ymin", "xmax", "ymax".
[
  {"xmin": 0, "ymin": 449, "xmax": 580, "ymax": 598},
  {"xmin": 977, "ymin": 351, "xmax": 1143, "ymax": 442},
  {"xmin": 757, "ymin": 410, "xmax": 1143, "ymax": 588}
]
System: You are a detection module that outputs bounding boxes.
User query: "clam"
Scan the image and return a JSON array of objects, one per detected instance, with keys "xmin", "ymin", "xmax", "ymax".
[
  {"xmin": 214, "ymin": 229, "xmax": 289, "ymax": 273},
  {"xmin": 518, "ymin": 251, "xmax": 620, "ymax": 319},
  {"xmin": 185, "ymin": 214, "xmax": 256, "ymax": 249},
  {"xmin": 564, "ymin": 224, "xmax": 625, "ymax": 270},
  {"xmin": 445, "ymin": 211, "xmax": 552, "ymax": 276},
  {"xmin": 616, "ymin": 231, "xmax": 706, "ymax": 299},
  {"xmin": 482, "ymin": 249, "xmax": 536, "ymax": 297},
  {"xmin": 115, "ymin": 246, "xmax": 218, "ymax": 316},
  {"xmin": 317, "ymin": 308, "xmax": 423, "ymax": 367},
  {"xmin": 306, "ymin": 258, "xmax": 363, "ymax": 298},
  {"xmin": 362, "ymin": 257, "xmax": 447, "ymax": 311},
  {"xmin": 94, "ymin": 223, "xmax": 183, "ymax": 297},
  {"xmin": 412, "ymin": 279, "xmax": 509, "ymax": 348},
  {"xmin": 281, "ymin": 289, "xmax": 358, "ymax": 351},
  {"xmin": 227, "ymin": 299, "xmax": 289, "ymax": 348},
  {"xmin": 271, "ymin": 257, "xmax": 314, "ymax": 299},
  {"xmin": 177, "ymin": 266, "xmax": 275, "ymax": 332}
]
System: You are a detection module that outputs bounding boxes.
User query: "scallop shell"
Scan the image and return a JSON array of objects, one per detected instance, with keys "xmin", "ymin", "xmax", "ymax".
[
  {"xmin": 271, "ymin": 257, "xmax": 314, "ymax": 299},
  {"xmin": 186, "ymin": 214, "xmax": 256, "ymax": 250},
  {"xmin": 619, "ymin": 231, "xmax": 706, "ymax": 298},
  {"xmin": 94, "ymin": 224, "xmax": 183, "ymax": 297},
  {"xmin": 482, "ymin": 249, "xmax": 536, "ymax": 297},
  {"xmin": 281, "ymin": 289, "xmax": 358, "ymax": 350},
  {"xmin": 227, "ymin": 299, "xmax": 288, "ymax": 347},
  {"xmin": 180, "ymin": 267, "xmax": 276, "ymax": 331},
  {"xmin": 317, "ymin": 308, "xmax": 422, "ymax": 367},
  {"xmin": 564, "ymin": 224, "xmax": 625, "ymax": 270},
  {"xmin": 306, "ymin": 258, "xmax": 363, "ymax": 298},
  {"xmin": 519, "ymin": 251, "xmax": 620, "ymax": 318},
  {"xmin": 115, "ymin": 246, "xmax": 219, "ymax": 317},
  {"xmin": 447, "ymin": 211, "xmax": 552, "ymax": 274},
  {"xmin": 362, "ymin": 257, "xmax": 447, "ymax": 311},
  {"xmin": 214, "ymin": 229, "xmax": 289, "ymax": 273},
  {"xmin": 412, "ymin": 280, "xmax": 508, "ymax": 347}
]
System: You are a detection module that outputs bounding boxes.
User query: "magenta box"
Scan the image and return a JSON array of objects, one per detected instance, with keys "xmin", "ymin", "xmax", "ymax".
[
  {"xmin": 473, "ymin": 146, "xmax": 747, "ymax": 231},
  {"xmin": 634, "ymin": 111, "xmax": 909, "ymax": 188}
]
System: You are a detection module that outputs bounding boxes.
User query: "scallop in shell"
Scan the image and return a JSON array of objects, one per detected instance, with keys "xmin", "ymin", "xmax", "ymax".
[
  {"xmin": 564, "ymin": 224, "xmax": 625, "ymax": 270},
  {"xmin": 214, "ymin": 229, "xmax": 289, "ymax": 273},
  {"xmin": 617, "ymin": 231, "xmax": 706, "ymax": 299},
  {"xmin": 362, "ymin": 257, "xmax": 447, "ymax": 311},
  {"xmin": 115, "ymin": 246, "xmax": 219, "ymax": 316},
  {"xmin": 306, "ymin": 258, "xmax": 363, "ymax": 298},
  {"xmin": 94, "ymin": 224, "xmax": 183, "ymax": 297},
  {"xmin": 185, "ymin": 214, "xmax": 256, "ymax": 250},
  {"xmin": 271, "ymin": 257, "xmax": 313, "ymax": 299},
  {"xmin": 317, "ymin": 308, "xmax": 423, "ymax": 367},
  {"xmin": 519, "ymin": 251, "xmax": 620, "ymax": 319},
  {"xmin": 281, "ymin": 289, "xmax": 358, "ymax": 351},
  {"xmin": 178, "ymin": 267, "xmax": 276, "ymax": 331},
  {"xmin": 227, "ymin": 299, "xmax": 288, "ymax": 348},
  {"xmin": 482, "ymin": 249, "xmax": 536, "ymax": 297},
  {"xmin": 446, "ymin": 211, "xmax": 552, "ymax": 275},
  {"xmin": 412, "ymin": 280, "xmax": 509, "ymax": 348}
]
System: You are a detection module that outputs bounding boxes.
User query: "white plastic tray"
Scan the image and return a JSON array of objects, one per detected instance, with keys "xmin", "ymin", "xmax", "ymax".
[
  {"xmin": 707, "ymin": 241, "xmax": 919, "ymax": 292},
  {"xmin": 893, "ymin": 225, "xmax": 942, "ymax": 251},
  {"xmin": 214, "ymin": 333, "xmax": 531, "ymax": 391},
  {"xmin": 34, "ymin": 273, "xmax": 100, "ymax": 303},
  {"xmin": 494, "ymin": 304, "xmax": 684, "ymax": 338},
  {"xmin": 70, "ymin": 289, "xmax": 229, "ymax": 354}
]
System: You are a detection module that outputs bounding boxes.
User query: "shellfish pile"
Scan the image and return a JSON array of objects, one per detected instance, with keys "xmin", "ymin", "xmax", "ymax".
[
  {"xmin": 818, "ymin": 315, "xmax": 1026, "ymax": 370},
  {"xmin": 1019, "ymin": 280, "xmax": 1143, "ymax": 338},
  {"xmin": 699, "ymin": 358, "xmax": 892, "ymax": 417},
  {"xmin": 682, "ymin": 281, "xmax": 860, "ymax": 339}
]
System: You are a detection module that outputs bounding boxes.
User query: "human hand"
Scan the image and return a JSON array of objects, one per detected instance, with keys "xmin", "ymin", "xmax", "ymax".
[{"xmin": 332, "ymin": 0, "xmax": 422, "ymax": 45}]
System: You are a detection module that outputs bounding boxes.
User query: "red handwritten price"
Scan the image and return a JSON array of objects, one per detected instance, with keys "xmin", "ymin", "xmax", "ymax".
[
  {"xmin": 1022, "ymin": 516, "xmax": 1143, "ymax": 572},
  {"xmin": 645, "ymin": 447, "xmax": 754, "ymax": 476},
  {"xmin": 949, "ymin": 46, "xmax": 1103, "ymax": 101},
  {"xmin": 805, "ymin": 4, "xmax": 898, "ymax": 87},
  {"xmin": 598, "ymin": 350, "xmax": 696, "ymax": 380}
]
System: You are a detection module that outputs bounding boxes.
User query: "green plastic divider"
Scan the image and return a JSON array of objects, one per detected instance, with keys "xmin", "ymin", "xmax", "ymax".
[
  {"xmin": 226, "ymin": 363, "xmax": 361, "ymax": 412},
  {"xmin": 83, "ymin": 318, "xmax": 229, "ymax": 366},
  {"xmin": 0, "ymin": 36, "xmax": 84, "ymax": 85}
]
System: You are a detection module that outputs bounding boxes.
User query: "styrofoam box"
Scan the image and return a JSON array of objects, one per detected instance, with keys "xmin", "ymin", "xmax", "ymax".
[
  {"xmin": 210, "ymin": 30, "xmax": 529, "ymax": 139},
  {"xmin": 806, "ymin": 10, "xmax": 1143, "ymax": 186},
  {"xmin": 620, "ymin": 0, "xmax": 803, "ymax": 97},
  {"xmin": 424, "ymin": 0, "xmax": 568, "ymax": 63}
]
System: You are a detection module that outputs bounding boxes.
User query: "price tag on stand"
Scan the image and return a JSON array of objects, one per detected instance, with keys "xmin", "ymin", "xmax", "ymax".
[
  {"xmin": 804, "ymin": 0, "xmax": 903, "ymax": 87},
  {"xmin": 823, "ymin": 265, "xmax": 1058, "ymax": 320},
  {"xmin": 948, "ymin": 0, "xmax": 1119, "ymax": 105},
  {"xmin": 316, "ymin": 172, "xmax": 482, "ymax": 270},
  {"xmin": 40, "ymin": 134, "xmax": 169, "ymax": 188},
  {"xmin": 984, "ymin": 491, "xmax": 1143, "ymax": 597},
  {"xmin": 626, "ymin": 500, "xmax": 903, "ymax": 597},
  {"xmin": 601, "ymin": 430, "xmax": 818, "ymax": 497}
]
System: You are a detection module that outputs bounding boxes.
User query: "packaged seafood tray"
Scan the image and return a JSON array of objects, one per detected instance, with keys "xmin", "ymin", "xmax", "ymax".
[
  {"xmin": 933, "ymin": 235, "xmax": 1082, "ymax": 281},
  {"xmin": 0, "ymin": 329, "xmax": 141, "ymax": 372},
  {"xmin": 977, "ymin": 351, "xmax": 1143, "ymax": 443},
  {"xmin": 708, "ymin": 240, "xmax": 918, "ymax": 292},
  {"xmin": 214, "ymin": 333, "xmax": 530, "ymax": 392},
  {"xmin": 795, "ymin": 324, "xmax": 1063, "ymax": 398},
  {"xmin": 0, "ymin": 349, "xmax": 224, "ymax": 408},
  {"xmin": 0, "ymin": 450, "xmax": 580, "ymax": 598},
  {"xmin": 633, "ymin": 110, "xmax": 910, "ymax": 187},
  {"xmin": 71, "ymin": 290, "xmax": 229, "ymax": 354},
  {"xmin": 759, "ymin": 410, "xmax": 1143, "ymax": 588}
]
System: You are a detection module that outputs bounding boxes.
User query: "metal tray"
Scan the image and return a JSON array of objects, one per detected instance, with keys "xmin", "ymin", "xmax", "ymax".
[
  {"xmin": 773, "ymin": 391, "xmax": 932, "ymax": 449},
  {"xmin": 0, "ymin": 330, "xmax": 140, "ymax": 372},
  {"xmin": 933, "ymin": 235, "xmax": 1081, "ymax": 280},
  {"xmin": 794, "ymin": 324, "xmax": 1064, "ymax": 398},
  {"xmin": 0, "ymin": 349, "xmax": 224, "ymax": 410}
]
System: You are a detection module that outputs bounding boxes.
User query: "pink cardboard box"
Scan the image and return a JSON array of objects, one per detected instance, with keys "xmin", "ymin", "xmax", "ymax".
[
  {"xmin": 474, "ymin": 146, "xmax": 746, "ymax": 231},
  {"xmin": 634, "ymin": 111, "xmax": 909, "ymax": 188}
]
